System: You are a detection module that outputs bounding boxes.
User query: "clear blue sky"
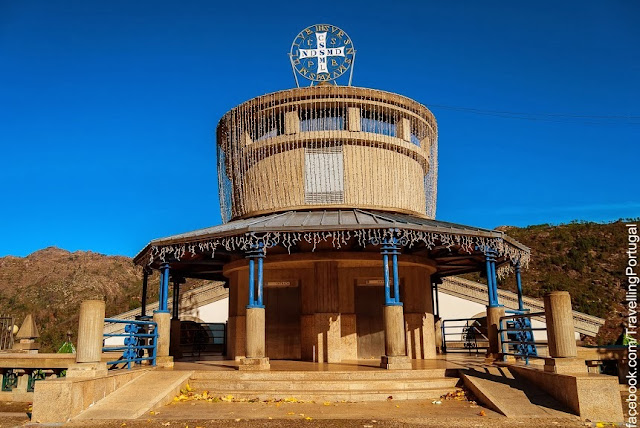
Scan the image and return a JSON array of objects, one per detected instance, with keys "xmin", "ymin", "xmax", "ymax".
[{"xmin": 1, "ymin": 1, "xmax": 638, "ymax": 257}]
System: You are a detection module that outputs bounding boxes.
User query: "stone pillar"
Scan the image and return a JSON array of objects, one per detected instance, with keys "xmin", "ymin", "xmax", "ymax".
[
  {"xmin": 153, "ymin": 311, "xmax": 173, "ymax": 368},
  {"xmin": 67, "ymin": 300, "xmax": 107, "ymax": 378},
  {"xmin": 543, "ymin": 291, "xmax": 584, "ymax": 373},
  {"xmin": 544, "ymin": 291, "xmax": 577, "ymax": 358},
  {"xmin": 381, "ymin": 305, "xmax": 411, "ymax": 369},
  {"xmin": 346, "ymin": 107, "xmax": 361, "ymax": 132},
  {"xmin": 486, "ymin": 305, "xmax": 505, "ymax": 360},
  {"xmin": 284, "ymin": 110, "xmax": 300, "ymax": 135},
  {"xmin": 396, "ymin": 117, "xmax": 411, "ymax": 142},
  {"xmin": 240, "ymin": 307, "xmax": 270, "ymax": 370},
  {"xmin": 239, "ymin": 244, "xmax": 269, "ymax": 370}
]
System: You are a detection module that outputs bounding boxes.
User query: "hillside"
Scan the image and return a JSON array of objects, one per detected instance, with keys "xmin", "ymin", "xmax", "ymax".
[
  {"xmin": 494, "ymin": 219, "xmax": 636, "ymax": 345},
  {"xmin": 0, "ymin": 247, "xmax": 158, "ymax": 352},
  {"xmin": 0, "ymin": 219, "xmax": 635, "ymax": 351}
]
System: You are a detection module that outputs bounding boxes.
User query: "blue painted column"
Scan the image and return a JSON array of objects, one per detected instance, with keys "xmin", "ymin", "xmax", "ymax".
[
  {"xmin": 515, "ymin": 261, "xmax": 524, "ymax": 311},
  {"xmin": 485, "ymin": 252, "xmax": 499, "ymax": 307},
  {"xmin": 241, "ymin": 241, "xmax": 269, "ymax": 369},
  {"xmin": 246, "ymin": 243, "xmax": 265, "ymax": 309},
  {"xmin": 381, "ymin": 238, "xmax": 402, "ymax": 305},
  {"xmin": 379, "ymin": 232, "xmax": 411, "ymax": 369},
  {"xmin": 157, "ymin": 263, "xmax": 170, "ymax": 313}
]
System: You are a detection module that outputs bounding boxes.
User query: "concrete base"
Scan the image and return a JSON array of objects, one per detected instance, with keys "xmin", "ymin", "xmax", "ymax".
[
  {"xmin": 485, "ymin": 306, "xmax": 505, "ymax": 358},
  {"xmin": 238, "ymin": 357, "xmax": 270, "ymax": 371},
  {"xmin": 153, "ymin": 312, "xmax": 171, "ymax": 358},
  {"xmin": 155, "ymin": 356, "xmax": 174, "ymax": 369},
  {"xmin": 12, "ymin": 340, "xmax": 40, "ymax": 352},
  {"xmin": 65, "ymin": 362, "xmax": 108, "ymax": 378},
  {"xmin": 544, "ymin": 357, "xmax": 587, "ymax": 374},
  {"xmin": 508, "ymin": 363, "xmax": 624, "ymax": 423},
  {"xmin": 380, "ymin": 355, "xmax": 412, "ymax": 370}
]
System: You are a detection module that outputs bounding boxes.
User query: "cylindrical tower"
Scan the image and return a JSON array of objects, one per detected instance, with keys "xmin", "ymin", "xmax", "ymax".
[{"xmin": 216, "ymin": 86, "xmax": 438, "ymax": 222}]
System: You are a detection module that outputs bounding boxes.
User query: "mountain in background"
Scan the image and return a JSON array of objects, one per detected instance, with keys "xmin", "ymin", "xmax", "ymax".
[{"xmin": 0, "ymin": 219, "xmax": 635, "ymax": 351}]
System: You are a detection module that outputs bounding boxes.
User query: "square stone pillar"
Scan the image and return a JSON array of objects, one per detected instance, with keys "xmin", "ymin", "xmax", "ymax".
[
  {"xmin": 346, "ymin": 107, "xmax": 361, "ymax": 132},
  {"xmin": 396, "ymin": 117, "xmax": 412, "ymax": 142},
  {"xmin": 284, "ymin": 110, "xmax": 300, "ymax": 134},
  {"xmin": 153, "ymin": 311, "xmax": 174, "ymax": 368}
]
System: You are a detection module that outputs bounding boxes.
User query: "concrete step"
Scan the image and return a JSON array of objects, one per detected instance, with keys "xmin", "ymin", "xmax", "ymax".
[
  {"xmin": 189, "ymin": 377, "xmax": 460, "ymax": 392},
  {"xmin": 460, "ymin": 367, "xmax": 571, "ymax": 418},
  {"xmin": 190, "ymin": 368, "xmax": 451, "ymax": 381},
  {"xmin": 186, "ymin": 387, "xmax": 460, "ymax": 402},
  {"xmin": 189, "ymin": 369, "xmax": 460, "ymax": 402},
  {"xmin": 75, "ymin": 370, "xmax": 193, "ymax": 420}
]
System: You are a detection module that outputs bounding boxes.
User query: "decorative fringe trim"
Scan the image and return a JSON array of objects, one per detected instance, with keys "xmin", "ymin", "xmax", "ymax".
[{"xmin": 144, "ymin": 228, "xmax": 530, "ymax": 276}]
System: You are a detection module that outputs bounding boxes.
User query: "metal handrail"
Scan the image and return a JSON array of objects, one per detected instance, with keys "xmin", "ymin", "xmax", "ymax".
[
  {"xmin": 498, "ymin": 311, "xmax": 544, "ymax": 365},
  {"xmin": 102, "ymin": 318, "xmax": 157, "ymax": 369},
  {"xmin": 441, "ymin": 318, "xmax": 489, "ymax": 354}
]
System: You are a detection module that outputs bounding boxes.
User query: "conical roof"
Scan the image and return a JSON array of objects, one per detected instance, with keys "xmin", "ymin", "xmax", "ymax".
[{"xmin": 15, "ymin": 314, "xmax": 39, "ymax": 339}]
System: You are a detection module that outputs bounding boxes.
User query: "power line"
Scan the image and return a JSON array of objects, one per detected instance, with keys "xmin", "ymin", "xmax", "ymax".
[{"xmin": 427, "ymin": 103, "xmax": 640, "ymax": 125}]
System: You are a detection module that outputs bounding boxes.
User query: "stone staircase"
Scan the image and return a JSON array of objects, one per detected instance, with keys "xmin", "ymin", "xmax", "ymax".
[{"xmin": 188, "ymin": 368, "xmax": 461, "ymax": 401}]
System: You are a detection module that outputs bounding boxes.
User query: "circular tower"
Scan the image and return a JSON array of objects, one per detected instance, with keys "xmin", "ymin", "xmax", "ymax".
[{"xmin": 216, "ymin": 86, "xmax": 438, "ymax": 222}]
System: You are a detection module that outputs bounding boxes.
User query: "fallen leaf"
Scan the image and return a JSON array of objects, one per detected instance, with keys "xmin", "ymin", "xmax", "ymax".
[
  {"xmin": 478, "ymin": 410, "xmax": 486, "ymax": 417},
  {"xmin": 305, "ymin": 416, "xmax": 313, "ymax": 421},
  {"xmin": 323, "ymin": 402, "xmax": 331, "ymax": 406}
]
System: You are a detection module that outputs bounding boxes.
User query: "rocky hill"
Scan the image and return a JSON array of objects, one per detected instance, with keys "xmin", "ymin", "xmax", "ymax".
[
  {"xmin": 494, "ymin": 219, "xmax": 636, "ymax": 345},
  {"xmin": 0, "ymin": 247, "xmax": 158, "ymax": 352},
  {"xmin": 0, "ymin": 219, "xmax": 635, "ymax": 351}
]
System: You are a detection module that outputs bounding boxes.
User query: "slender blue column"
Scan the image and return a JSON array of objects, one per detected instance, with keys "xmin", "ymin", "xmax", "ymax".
[
  {"xmin": 485, "ymin": 256, "xmax": 494, "ymax": 306},
  {"xmin": 246, "ymin": 243, "xmax": 265, "ymax": 309},
  {"xmin": 392, "ymin": 253, "xmax": 400, "ymax": 304},
  {"xmin": 381, "ymin": 236, "xmax": 402, "ymax": 306},
  {"xmin": 490, "ymin": 259, "xmax": 498, "ymax": 306},
  {"xmin": 515, "ymin": 262, "xmax": 524, "ymax": 311},
  {"xmin": 383, "ymin": 253, "xmax": 391, "ymax": 304},
  {"xmin": 247, "ymin": 257, "xmax": 255, "ymax": 307},
  {"xmin": 157, "ymin": 263, "xmax": 170, "ymax": 313},
  {"xmin": 257, "ymin": 256, "xmax": 264, "ymax": 306}
]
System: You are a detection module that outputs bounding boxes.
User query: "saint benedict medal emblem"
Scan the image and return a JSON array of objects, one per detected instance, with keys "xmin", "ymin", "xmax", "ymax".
[{"xmin": 290, "ymin": 24, "xmax": 356, "ymax": 85}]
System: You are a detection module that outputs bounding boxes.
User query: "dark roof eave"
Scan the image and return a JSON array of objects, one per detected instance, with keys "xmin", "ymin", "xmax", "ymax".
[{"xmin": 132, "ymin": 210, "xmax": 530, "ymax": 266}]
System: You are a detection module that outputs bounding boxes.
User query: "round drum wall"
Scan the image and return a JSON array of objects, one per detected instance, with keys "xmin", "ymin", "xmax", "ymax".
[{"xmin": 216, "ymin": 86, "xmax": 438, "ymax": 222}]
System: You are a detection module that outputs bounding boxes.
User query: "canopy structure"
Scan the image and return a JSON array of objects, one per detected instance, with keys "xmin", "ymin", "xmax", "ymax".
[{"xmin": 133, "ymin": 209, "xmax": 530, "ymax": 281}]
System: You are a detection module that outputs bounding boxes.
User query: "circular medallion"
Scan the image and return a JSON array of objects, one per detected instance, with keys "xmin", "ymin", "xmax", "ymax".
[{"xmin": 290, "ymin": 24, "xmax": 355, "ymax": 82}]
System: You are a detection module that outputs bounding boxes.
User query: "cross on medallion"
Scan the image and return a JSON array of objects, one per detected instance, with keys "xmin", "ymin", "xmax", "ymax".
[{"xmin": 298, "ymin": 32, "xmax": 345, "ymax": 74}]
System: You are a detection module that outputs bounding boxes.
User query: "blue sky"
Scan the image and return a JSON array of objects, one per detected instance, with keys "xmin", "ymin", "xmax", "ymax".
[{"xmin": 1, "ymin": 1, "xmax": 638, "ymax": 257}]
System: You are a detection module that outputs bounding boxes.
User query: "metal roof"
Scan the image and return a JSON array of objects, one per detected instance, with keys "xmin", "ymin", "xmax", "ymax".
[
  {"xmin": 149, "ymin": 209, "xmax": 504, "ymax": 244},
  {"xmin": 134, "ymin": 209, "xmax": 529, "ymax": 264}
]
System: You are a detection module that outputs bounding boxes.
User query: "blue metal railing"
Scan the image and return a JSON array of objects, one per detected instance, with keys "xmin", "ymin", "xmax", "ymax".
[
  {"xmin": 103, "ymin": 318, "xmax": 157, "ymax": 369},
  {"xmin": 499, "ymin": 310, "xmax": 545, "ymax": 365}
]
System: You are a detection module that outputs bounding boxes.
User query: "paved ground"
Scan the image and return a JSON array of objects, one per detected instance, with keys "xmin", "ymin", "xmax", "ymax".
[{"xmin": 0, "ymin": 398, "xmax": 588, "ymax": 427}]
